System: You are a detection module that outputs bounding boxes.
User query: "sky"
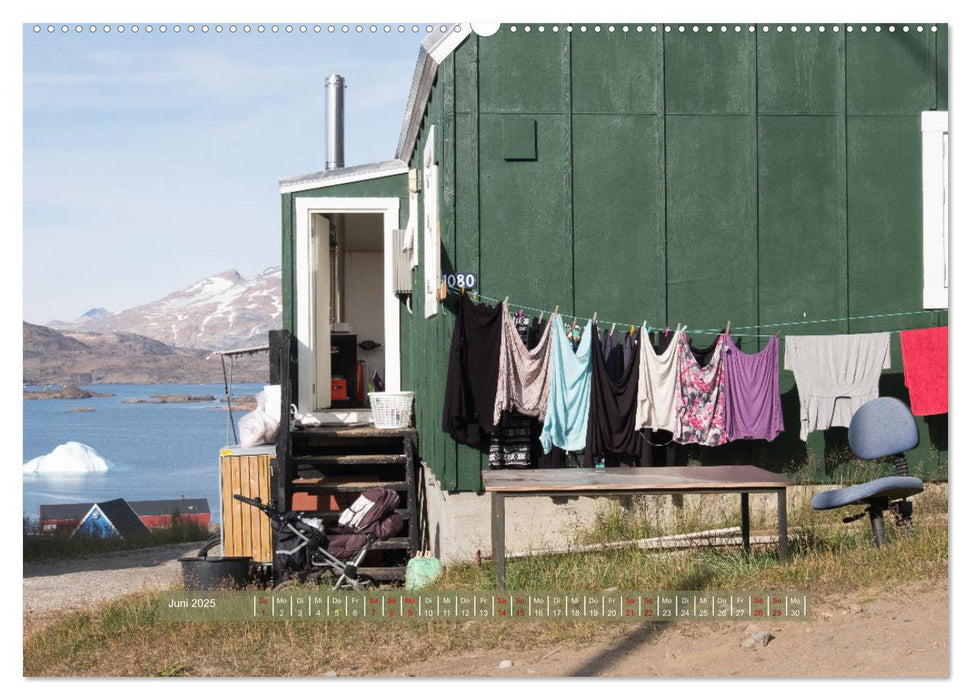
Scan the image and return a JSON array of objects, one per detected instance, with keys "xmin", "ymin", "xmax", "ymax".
[{"xmin": 22, "ymin": 24, "xmax": 422, "ymax": 324}]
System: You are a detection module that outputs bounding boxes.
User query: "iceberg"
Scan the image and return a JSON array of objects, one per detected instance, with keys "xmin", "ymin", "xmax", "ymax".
[{"xmin": 23, "ymin": 442, "xmax": 113, "ymax": 474}]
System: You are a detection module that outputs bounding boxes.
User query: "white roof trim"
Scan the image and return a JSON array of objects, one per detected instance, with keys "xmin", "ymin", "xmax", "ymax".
[
  {"xmin": 279, "ymin": 160, "xmax": 409, "ymax": 194},
  {"xmin": 395, "ymin": 24, "xmax": 471, "ymax": 162}
]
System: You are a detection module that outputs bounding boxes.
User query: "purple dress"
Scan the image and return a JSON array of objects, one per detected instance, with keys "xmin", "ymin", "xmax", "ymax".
[{"xmin": 723, "ymin": 335, "xmax": 784, "ymax": 442}]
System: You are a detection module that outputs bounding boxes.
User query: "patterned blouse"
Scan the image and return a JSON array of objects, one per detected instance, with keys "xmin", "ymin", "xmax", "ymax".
[{"xmin": 674, "ymin": 333, "xmax": 728, "ymax": 446}]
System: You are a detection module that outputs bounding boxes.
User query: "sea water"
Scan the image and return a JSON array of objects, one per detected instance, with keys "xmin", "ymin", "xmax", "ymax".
[{"xmin": 22, "ymin": 383, "xmax": 265, "ymax": 525}]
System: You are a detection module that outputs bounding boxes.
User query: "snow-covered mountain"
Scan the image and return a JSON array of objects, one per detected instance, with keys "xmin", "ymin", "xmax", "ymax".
[{"xmin": 48, "ymin": 267, "xmax": 282, "ymax": 351}]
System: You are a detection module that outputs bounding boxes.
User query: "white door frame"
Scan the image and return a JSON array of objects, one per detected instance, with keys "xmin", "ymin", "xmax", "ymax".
[{"xmin": 294, "ymin": 196, "xmax": 402, "ymax": 413}]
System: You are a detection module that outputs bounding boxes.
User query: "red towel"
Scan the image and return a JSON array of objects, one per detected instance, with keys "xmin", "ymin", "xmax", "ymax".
[{"xmin": 899, "ymin": 327, "xmax": 948, "ymax": 416}]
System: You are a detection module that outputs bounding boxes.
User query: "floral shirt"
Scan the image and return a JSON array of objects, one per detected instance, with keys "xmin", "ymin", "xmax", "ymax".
[{"xmin": 674, "ymin": 333, "xmax": 728, "ymax": 446}]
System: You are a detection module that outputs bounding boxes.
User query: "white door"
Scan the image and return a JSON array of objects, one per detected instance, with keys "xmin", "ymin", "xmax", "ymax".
[{"xmin": 312, "ymin": 214, "xmax": 332, "ymax": 410}]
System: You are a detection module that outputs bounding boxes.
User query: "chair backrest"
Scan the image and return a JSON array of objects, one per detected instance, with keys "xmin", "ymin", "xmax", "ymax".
[{"xmin": 848, "ymin": 397, "xmax": 919, "ymax": 460}]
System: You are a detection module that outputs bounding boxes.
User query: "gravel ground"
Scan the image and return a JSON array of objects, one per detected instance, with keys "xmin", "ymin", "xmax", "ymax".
[{"xmin": 23, "ymin": 541, "xmax": 208, "ymax": 635}]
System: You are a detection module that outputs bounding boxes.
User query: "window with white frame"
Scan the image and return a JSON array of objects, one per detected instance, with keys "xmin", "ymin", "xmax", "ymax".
[
  {"xmin": 922, "ymin": 111, "xmax": 949, "ymax": 309},
  {"xmin": 422, "ymin": 125, "xmax": 440, "ymax": 318}
]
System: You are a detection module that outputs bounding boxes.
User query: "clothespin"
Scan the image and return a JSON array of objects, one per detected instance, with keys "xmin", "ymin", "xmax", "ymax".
[
  {"xmin": 503, "ymin": 296, "xmax": 509, "ymax": 305},
  {"xmin": 460, "ymin": 285, "xmax": 465, "ymax": 296},
  {"xmin": 592, "ymin": 311, "xmax": 598, "ymax": 324},
  {"xmin": 539, "ymin": 310, "xmax": 545, "ymax": 323},
  {"xmin": 629, "ymin": 325, "xmax": 635, "ymax": 337},
  {"xmin": 610, "ymin": 322, "xmax": 616, "ymax": 334},
  {"xmin": 726, "ymin": 320, "xmax": 732, "ymax": 336},
  {"xmin": 553, "ymin": 304, "xmax": 560, "ymax": 316},
  {"xmin": 647, "ymin": 325, "xmax": 652, "ymax": 336}
]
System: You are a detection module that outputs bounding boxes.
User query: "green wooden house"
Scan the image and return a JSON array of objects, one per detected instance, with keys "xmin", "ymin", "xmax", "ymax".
[{"xmin": 278, "ymin": 23, "xmax": 949, "ymax": 507}]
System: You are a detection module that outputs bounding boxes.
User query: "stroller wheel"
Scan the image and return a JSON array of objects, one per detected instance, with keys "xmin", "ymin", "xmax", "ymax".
[
  {"xmin": 272, "ymin": 573, "xmax": 307, "ymax": 592},
  {"xmin": 352, "ymin": 576, "xmax": 376, "ymax": 591}
]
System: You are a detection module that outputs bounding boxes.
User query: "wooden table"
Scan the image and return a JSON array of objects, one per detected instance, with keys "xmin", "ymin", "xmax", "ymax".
[{"xmin": 482, "ymin": 466, "xmax": 793, "ymax": 590}]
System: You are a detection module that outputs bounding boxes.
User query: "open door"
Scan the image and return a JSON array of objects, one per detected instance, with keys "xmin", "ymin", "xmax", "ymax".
[
  {"xmin": 294, "ymin": 197, "xmax": 402, "ymax": 421},
  {"xmin": 312, "ymin": 213, "xmax": 332, "ymax": 410}
]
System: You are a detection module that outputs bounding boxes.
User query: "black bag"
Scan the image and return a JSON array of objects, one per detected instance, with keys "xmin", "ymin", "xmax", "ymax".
[{"xmin": 271, "ymin": 513, "xmax": 318, "ymax": 572}]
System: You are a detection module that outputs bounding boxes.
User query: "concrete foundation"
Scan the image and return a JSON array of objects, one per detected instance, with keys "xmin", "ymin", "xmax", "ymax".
[{"xmin": 419, "ymin": 463, "xmax": 947, "ymax": 565}]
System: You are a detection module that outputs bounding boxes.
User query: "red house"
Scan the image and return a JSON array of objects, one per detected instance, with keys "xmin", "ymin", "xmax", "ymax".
[{"xmin": 129, "ymin": 499, "xmax": 210, "ymax": 529}]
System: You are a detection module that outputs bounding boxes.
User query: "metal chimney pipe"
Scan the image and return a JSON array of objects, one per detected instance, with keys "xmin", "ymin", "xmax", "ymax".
[{"xmin": 325, "ymin": 74, "xmax": 345, "ymax": 170}]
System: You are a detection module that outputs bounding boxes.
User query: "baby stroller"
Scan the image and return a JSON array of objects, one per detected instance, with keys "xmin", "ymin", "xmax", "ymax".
[{"xmin": 233, "ymin": 487, "xmax": 404, "ymax": 590}]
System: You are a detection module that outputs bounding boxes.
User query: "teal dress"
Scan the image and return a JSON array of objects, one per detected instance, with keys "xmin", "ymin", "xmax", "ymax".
[{"xmin": 540, "ymin": 318, "xmax": 593, "ymax": 454}]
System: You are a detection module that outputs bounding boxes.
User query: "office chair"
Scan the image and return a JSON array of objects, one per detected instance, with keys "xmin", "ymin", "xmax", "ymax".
[{"xmin": 811, "ymin": 397, "xmax": 924, "ymax": 547}]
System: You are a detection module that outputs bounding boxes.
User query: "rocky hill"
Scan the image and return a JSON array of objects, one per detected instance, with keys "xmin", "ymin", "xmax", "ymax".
[
  {"xmin": 23, "ymin": 323, "xmax": 266, "ymax": 385},
  {"xmin": 49, "ymin": 267, "xmax": 282, "ymax": 351}
]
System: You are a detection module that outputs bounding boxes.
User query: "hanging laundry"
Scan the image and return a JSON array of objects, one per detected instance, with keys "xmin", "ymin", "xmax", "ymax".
[
  {"xmin": 584, "ymin": 323, "xmax": 643, "ymax": 467},
  {"xmin": 784, "ymin": 333, "xmax": 891, "ymax": 441},
  {"xmin": 674, "ymin": 333, "xmax": 728, "ymax": 446},
  {"xmin": 489, "ymin": 412, "xmax": 538, "ymax": 467},
  {"xmin": 623, "ymin": 326, "xmax": 639, "ymax": 373},
  {"xmin": 899, "ymin": 326, "xmax": 948, "ymax": 416},
  {"xmin": 653, "ymin": 327, "xmax": 675, "ymax": 354},
  {"xmin": 540, "ymin": 318, "xmax": 594, "ymax": 454},
  {"xmin": 442, "ymin": 294, "xmax": 503, "ymax": 448},
  {"xmin": 636, "ymin": 325, "xmax": 683, "ymax": 434},
  {"xmin": 723, "ymin": 335, "xmax": 784, "ymax": 442},
  {"xmin": 688, "ymin": 333, "xmax": 723, "ymax": 367},
  {"xmin": 601, "ymin": 327, "xmax": 624, "ymax": 381},
  {"xmin": 493, "ymin": 303, "xmax": 555, "ymax": 423},
  {"xmin": 490, "ymin": 312, "xmax": 551, "ymax": 468}
]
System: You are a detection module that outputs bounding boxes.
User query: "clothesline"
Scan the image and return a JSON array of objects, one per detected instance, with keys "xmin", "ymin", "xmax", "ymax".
[{"xmin": 449, "ymin": 287, "xmax": 942, "ymax": 338}]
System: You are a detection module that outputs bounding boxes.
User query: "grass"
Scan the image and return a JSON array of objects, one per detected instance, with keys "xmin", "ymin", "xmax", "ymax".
[
  {"xmin": 23, "ymin": 484, "xmax": 948, "ymax": 677},
  {"xmin": 23, "ymin": 519, "xmax": 213, "ymax": 563}
]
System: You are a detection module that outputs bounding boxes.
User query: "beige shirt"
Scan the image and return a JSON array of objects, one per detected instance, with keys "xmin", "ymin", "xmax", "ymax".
[
  {"xmin": 636, "ymin": 326, "xmax": 683, "ymax": 432},
  {"xmin": 784, "ymin": 333, "xmax": 891, "ymax": 441},
  {"xmin": 493, "ymin": 304, "xmax": 556, "ymax": 424}
]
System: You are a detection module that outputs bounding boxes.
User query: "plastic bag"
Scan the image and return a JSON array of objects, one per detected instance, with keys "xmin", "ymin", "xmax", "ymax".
[{"xmin": 238, "ymin": 407, "xmax": 280, "ymax": 448}]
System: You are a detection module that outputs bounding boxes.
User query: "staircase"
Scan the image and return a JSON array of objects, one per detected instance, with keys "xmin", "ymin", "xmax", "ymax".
[
  {"xmin": 284, "ymin": 425, "xmax": 419, "ymax": 582},
  {"xmin": 269, "ymin": 328, "xmax": 419, "ymax": 584}
]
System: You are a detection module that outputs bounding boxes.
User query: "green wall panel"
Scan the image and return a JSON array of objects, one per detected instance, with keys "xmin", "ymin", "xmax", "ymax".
[
  {"xmin": 758, "ymin": 116, "xmax": 846, "ymax": 335},
  {"xmin": 454, "ymin": 37, "xmax": 478, "ymax": 115},
  {"xmin": 665, "ymin": 30, "xmax": 755, "ymax": 114},
  {"xmin": 846, "ymin": 27, "xmax": 936, "ymax": 114},
  {"xmin": 478, "ymin": 113, "xmax": 572, "ymax": 312},
  {"xmin": 478, "ymin": 27, "xmax": 567, "ymax": 114},
  {"xmin": 845, "ymin": 114, "xmax": 943, "ymax": 480},
  {"xmin": 846, "ymin": 116, "xmax": 923, "ymax": 327},
  {"xmin": 758, "ymin": 29, "xmax": 843, "ymax": 114},
  {"xmin": 572, "ymin": 114, "xmax": 665, "ymax": 324},
  {"xmin": 665, "ymin": 116, "xmax": 757, "ymax": 331},
  {"xmin": 281, "ymin": 194, "xmax": 294, "ymax": 333},
  {"xmin": 571, "ymin": 29, "xmax": 662, "ymax": 114},
  {"xmin": 936, "ymin": 26, "xmax": 948, "ymax": 110}
]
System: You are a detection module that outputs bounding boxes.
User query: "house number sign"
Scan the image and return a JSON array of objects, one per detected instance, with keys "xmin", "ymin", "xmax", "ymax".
[{"xmin": 441, "ymin": 272, "xmax": 477, "ymax": 290}]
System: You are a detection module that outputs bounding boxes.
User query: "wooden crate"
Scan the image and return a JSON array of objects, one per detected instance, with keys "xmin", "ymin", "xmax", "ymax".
[{"xmin": 220, "ymin": 448, "xmax": 273, "ymax": 564}]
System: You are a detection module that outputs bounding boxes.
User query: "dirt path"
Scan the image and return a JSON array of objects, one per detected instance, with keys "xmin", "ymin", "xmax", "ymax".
[
  {"xmin": 23, "ymin": 542, "xmax": 207, "ymax": 636},
  {"xmin": 391, "ymin": 579, "xmax": 948, "ymax": 678}
]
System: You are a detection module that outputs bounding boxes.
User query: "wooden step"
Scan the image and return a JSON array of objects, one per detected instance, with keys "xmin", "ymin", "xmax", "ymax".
[
  {"xmin": 292, "ymin": 454, "xmax": 406, "ymax": 466},
  {"xmin": 369, "ymin": 537, "xmax": 410, "ymax": 550},
  {"xmin": 291, "ymin": 478, "xmax": 409, "ymax": 492},
  {"xmin": 357, "ymin": 566, "xmax": 406, "ymax": 582},
  {"xmin": 294, "ymin": 426, "xmax": 416, "ymax": 439}
]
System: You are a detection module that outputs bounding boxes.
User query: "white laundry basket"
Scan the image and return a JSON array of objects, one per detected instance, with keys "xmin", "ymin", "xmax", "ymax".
[{"xmin": 368, "ymin": 391, "xmax": 415, "ymax": 429}]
